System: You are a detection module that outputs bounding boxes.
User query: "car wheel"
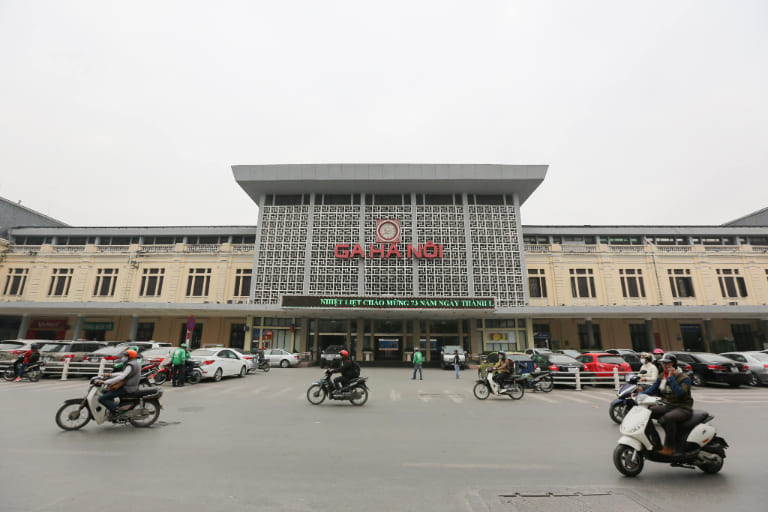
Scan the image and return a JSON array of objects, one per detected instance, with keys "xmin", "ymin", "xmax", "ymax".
[
  {"xmin": 239, "ymin": 366, "xmax": 247, "ymax": 378},
  {"xmin": 692, "ymin": 373, "xmax": 704, "ymax": 386},
  {"xmin": 213, "ymin": 368, "xmax": 223, "ymax": 382},
  {"xmin": 748, "ymin": 372, "xmax": 759, "ymax": 387},
  {"xmin": 280, "ymin": 359, "xmax": 290, "ymax": 368}
]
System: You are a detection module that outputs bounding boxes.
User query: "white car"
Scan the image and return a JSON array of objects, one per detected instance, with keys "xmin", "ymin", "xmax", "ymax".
[
  {"xmin": 230, "ymin": 348, "xmax": 257, "ymax": 372},
  {"xmin": 263, "ymin": 348, "xmax": 300, "ymax": 368},
  {"xmin": 189, "ymin": 348, "xmax": 249, "ymax": 381}
]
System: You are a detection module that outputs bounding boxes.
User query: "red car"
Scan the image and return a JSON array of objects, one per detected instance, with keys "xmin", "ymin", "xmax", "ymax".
[{"xmin": 576, "ymin": 352, "xmax": 632, "ymax": 378}]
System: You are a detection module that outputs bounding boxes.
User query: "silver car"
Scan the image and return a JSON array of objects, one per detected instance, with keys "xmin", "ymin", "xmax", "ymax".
[{"xmin": 720, "ymin": 351, "xmax": 768, "ymax": 386}]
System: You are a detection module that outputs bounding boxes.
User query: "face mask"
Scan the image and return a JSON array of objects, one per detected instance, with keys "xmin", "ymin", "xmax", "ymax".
[
  {"xmin": 640, "ymin": 358, "xmax": 646, "ymax": 364},
  {"xmin": 121, "ymin": 356, "xmax": 129, "ymax": 363}
]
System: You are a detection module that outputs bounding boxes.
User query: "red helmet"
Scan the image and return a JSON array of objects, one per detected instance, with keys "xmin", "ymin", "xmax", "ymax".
[
  {"xmin": 340, "ymin": 349, "xmax": 349, "ymax": 358},
  {"xmin": 653, "ymin": 348, "xmax": 664, "ymax": 355}
]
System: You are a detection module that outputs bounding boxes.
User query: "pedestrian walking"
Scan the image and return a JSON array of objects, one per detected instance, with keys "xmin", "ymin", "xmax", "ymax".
[
  {"xmin": 412, "ymin": 348, "xmax": 423, "ymax": 380},
  {"xmin": 171, "ymin": 345, "xmax": 187, "ymax": 387},
  {"xmin": 453, "ymin": 350, "xmax": 461, "ymax": 379}
]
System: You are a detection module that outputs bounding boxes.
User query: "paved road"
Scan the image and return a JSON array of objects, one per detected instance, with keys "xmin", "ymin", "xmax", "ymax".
[{"xmin": 1, "ymin": 368, "xmax": 767, "ymax": 512}]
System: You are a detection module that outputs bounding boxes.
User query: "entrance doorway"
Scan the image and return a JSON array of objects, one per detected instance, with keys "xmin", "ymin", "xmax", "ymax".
[
  {"xmin": 83, "ymin": 330, "xmax": 106, "ymax": 341},
  {"xmin": 179, "ymin": 324, "xmax": 203, "ymax": 349},
  {"xmin": 680, "ymin": 324, "xmax": 704, "ymax": 352},
  {"xmin": 376, "ymin": 336, "xmax": 402, "ymax": 361},
  {"xmin": 229, "ymin": 324, "xmax": 246, "ymax": 350},
  {"xmin": 731, "ymin": 324, "xmax": 755, "ymax": 351},
  {"xmin": 319, "ymin": 334, "xmax": 346, "ymax": 352}
]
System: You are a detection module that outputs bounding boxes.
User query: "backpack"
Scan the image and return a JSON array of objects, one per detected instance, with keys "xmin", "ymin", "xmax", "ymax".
[{"xmin": 351, "ymin": 362, "xmax": 361, "ymax": 378}]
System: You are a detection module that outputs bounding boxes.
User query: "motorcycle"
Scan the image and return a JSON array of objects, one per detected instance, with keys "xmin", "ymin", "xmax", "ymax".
[
  {"xmin": 523, "ymin": 370, "xmax": 554, "ymax": 393},
  {"xmin": 473, "ymin": 368, "xmax": 525, "ymax": 400},
  {"xmin": 256, "ymin": 359, "xmax": 270, "ymax": 372},
  {"xmin": 150, "ymin": 360, "xmax": 202, "ymax": 385},
  {"xmin": 610, "ymin": 373, "xmax": 647, "ymax": 424},
  {"xmin": 3, "ymin": 361, "xmax": 43, "ymax": 382},
  {"xmin": 55, "ymin": 376, "xmax": 163, "ymax": 430},
  {"xmin": 613, "ymin": 394, "xmax": 728, "ymax": 477},
  {"xmin": 306, "ymin": 369, "xmax": 369, "ymax": 406}
]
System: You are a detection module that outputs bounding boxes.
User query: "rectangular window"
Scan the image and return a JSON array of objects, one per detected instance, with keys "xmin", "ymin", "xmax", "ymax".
[
  {"xmin": 48, "ymin": 268, "xmax": 73, "ymax": 296},
  {"xmin": 578, "ymin": 323, "xmax": 602, "ymax": 350},
  {"xmin": 93, "ymin": 268, "xmax": 118, "ymax": 296},
  {"xmin": 569, "ymin": 268, "xmax": 596, "ymax": 298},
  {"xmin": 716, "ymin": 269, "xmax": 748, "ymax": 298},
  {"xmin": 3, "ymin": 268, "xmax": 29, "ymax": 296},
  {"xmin": 139, "ymin": 268, "xmax": 165, "ymax": 297},
  {"xmin": 619, "ymin": 269, "xmax": 646, "ymax": 298},
  {"xmin": 234, "ymin": 268, "xmax": 252, "ymax": 297},
  {"xmin": 667, "ymin": 269, "xmax": 695, "ymax": 298},
  {"xmin": 528, "ymin": 268, "xmax": 548, "ymax": 298},
  {"xmin": 186, "ymin": 268, "xmax": 211, "ymax": 297}
]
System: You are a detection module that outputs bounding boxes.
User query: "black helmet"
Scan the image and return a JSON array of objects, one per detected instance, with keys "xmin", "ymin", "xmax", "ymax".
[
  {"xmin": 31, "ymin": 343, "xmax": 41, "ymax": 350},
  {"xmin": 659, "ymin": 354, "xmax": 678, "ymax": 367}
]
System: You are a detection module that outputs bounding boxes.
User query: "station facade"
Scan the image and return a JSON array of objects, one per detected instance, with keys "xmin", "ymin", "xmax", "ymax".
[{"xmin": 1, "ymin": 164, "xmax": 767, "ymax": 362}]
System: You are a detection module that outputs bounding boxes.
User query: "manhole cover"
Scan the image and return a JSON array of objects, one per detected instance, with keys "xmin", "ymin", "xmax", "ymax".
[{"xmin": 498, "ymin": 491, "xmax": 652, "ymax": 512}]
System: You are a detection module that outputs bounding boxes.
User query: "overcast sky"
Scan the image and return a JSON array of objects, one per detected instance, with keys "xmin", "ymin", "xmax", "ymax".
[{"xmin": 1, "ymin": 0, "xmax": 766, "ymax": 228}]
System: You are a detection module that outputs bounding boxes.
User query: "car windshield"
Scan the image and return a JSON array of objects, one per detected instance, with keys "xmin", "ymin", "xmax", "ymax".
[
  {"xmin": 191, "ymin": 350, "xmax": 216, "ymax": 357},
  {"xmin": 90, "ymin": 347, "xmax": 125, "ymax": 356},
  {"xmin": 597, "ymin": 356, "xmax": 626, "ymax": 365},
  {"xmin": 548, "ymin": 355, "xmax": 578, "ymax": 364},
  {"xmin": 0, "ymin": 342, "xmax": 24, "ymax": 350},
  {"xmin": 40, "ymin": 343, "xmax": 68, "ymax": 353},
  {"xmin": 442, "ymin": 346, "xmax": 464, "ymax": 354},
  {"xmin": 508, "ymin": 355, "xmax": 532, "ymax": 362}
]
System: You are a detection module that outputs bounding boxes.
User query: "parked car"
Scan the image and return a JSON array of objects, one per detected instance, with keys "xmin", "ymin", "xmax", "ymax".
[
  {"xmin": 264, "ymin": 348, "xmax": 301, "ymax": 368},
  {"xmin": 670, "ymin": 351, "xmax": 752, "ymax": 387},
  {"xmin": 189, "ymin": 348, "xmax": 249, "ymax": 381},
  {"xmin": 440, "ymin": 345, "xmax": 467, "ymax": 370},
  {"xmin": 116, "ymin": 341, "xmax": 173, "ymax": 352},
  {"xmin": 230, "ymin": 348, "xmax": 257, "ymax": 371},
  {"xmin": 0, "ymin": 340, "xmax": 47, "ymax": 363},
  {"xmin": 576, "ymin": 352, "xmax": 632, "ymax": 378},
  {"xmin": 605, "ymin": 349, "xmax": 638, "ymax": 356},
  {"xmin": 529, "ymin": 352, "xmax": 584, "ymax": 373},
  {"xmin": 554, "ymin": 349, "xmax": 583, "ymax": 359},
  {"xmin": 46, "ymin": 341, "xmax": 106, "ymax": 363},
  {"xmin": 140, "ymin": 347, "xmax": 175, "ymax": 365},
  {"xmin": 84, "ymin": 345, "xmax": 131, "ymax": 364},
  {"xmin": 719, "ymin": 351, "xmax": 768, "ymax": 386},
  {"xmin": 479, "ymin": 352, "xmax": 536, "ymax": 377},
  {"xmin": 524, "ymin": 348, "xmax": 552, "ymax": 356},
  {"xmin": 320, "ymin": 345, "xmax": 345, "ymax": 368}
]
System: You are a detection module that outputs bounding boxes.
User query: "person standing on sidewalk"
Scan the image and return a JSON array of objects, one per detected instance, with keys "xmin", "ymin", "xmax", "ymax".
[
  {"xmin": 453, "ymin": 350, "xmax": 461, "ymax": 379},
  {"xmin": 171, "ymin": 345, "xmax": 187, "ymax": 387},
  {"xmin": 412, "ymin": 348, "xmax": 423, "ymax": 380}
]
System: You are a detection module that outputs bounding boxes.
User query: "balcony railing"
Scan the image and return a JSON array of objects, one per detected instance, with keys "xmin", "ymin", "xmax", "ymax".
[
  {"xmin": 140, "ymin": 244, "xmax": 176, "ymax": 253},
  {"xmin": 657, "ymin": 246, "xmax": 692, "ymax": 253},
  {"xmin": 97, "ymin": 245, "xmax": 130, "ymax": 253},
  {"xmin": 52, "ymin": 245, "xmax": 85, "ymax": 254},
  {"xmin": 561, "ymin": 244, "xmax": 597, "ymax": 253},
  {"xmin": 524, "ymin": 244, "xmax": 551, "ymax": 253},
  {"xmin": 704, "ymin": 245, "xmax": 740, "ymax": 253},
  {"xmin": 10, "ymin": 245, "xmax": 40, "ymax": 254},
  {"xmin": 608, "ymin": 245, "xmax": 645, "ymax": 253},
  {"xmin": 232, "ymin": 244, "xmax": 255, "ymax": 253},
  {"xmin": 184, "ymin": 244, "xmax": 220, "ymax": 253}
]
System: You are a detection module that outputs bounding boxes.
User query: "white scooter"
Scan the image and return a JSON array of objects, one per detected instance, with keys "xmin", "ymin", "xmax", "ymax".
[
  {"xmin": 55, "ymin": 376, "xmax": 163, "ymax": 430},
  {"xmin": 614, "ymin": 394, "xmax": 728, "ymax": 476},
  {"xmin": 473, "ymin": 368, "xmax": 524, "ymax": 400}
]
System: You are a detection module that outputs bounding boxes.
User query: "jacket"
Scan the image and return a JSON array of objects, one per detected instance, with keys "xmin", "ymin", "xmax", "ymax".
[
  {"xmin": 642, "ymin": 371, "xmax": 693, "ymax": 410},
  {"xmin": 493, "ymin": 358, "xmax": 513, "ymax": 375},
  {"xmin": 638, "ymin": 362, "xmax": 659, "ymax": 384},
  {"xmin": 413, "ymin": 351, "xmax": 423, "ymax": 365},
  {"xmin": 171, "ymin": 347, "xmax": 187, "ymax": 365},
  {"xmin": 104, "ymin": 359, "xmax": 142, "ymax": 393}
]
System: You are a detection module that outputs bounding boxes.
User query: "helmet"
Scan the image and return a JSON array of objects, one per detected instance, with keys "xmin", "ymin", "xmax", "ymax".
[
  {"xmin": 124, "ymin": 349, "xmax": 138, "ymax": 359},
  {"xmin": 653, "ymin": 348, "xmax": 664, "ymax": 355},
  {"xmin": 340, "ymin": 349, "xmax": 349, "ymax": 358},
  {"xmin": 31, "ymin": 343, "xmax": 41, "ymax": 350},
  {"xmin": 640, "ymin": 352, "xmax": 652, "ymax": 360},
  {"xmin": 659, "ymin": 354, "xmax": 677, "ymax": 367},
  {"xmin": 498, "ymin": 350, "xmax": 506, "ymax": 357}
]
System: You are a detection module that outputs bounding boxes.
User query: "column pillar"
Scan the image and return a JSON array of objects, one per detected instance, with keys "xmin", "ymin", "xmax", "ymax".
[
  {"xmin": 356, "ymin": 317, "xmax": 364, "ymax": 361},
  {"xmin": 703, "ymin": 319, "xmax": 714, "ymax": 353},
  {"xmin": 71, "ymin": 315, "xmax": 84, "ymax": 341},
  {"xmin": 128, "ymin": 315, "xmax": 139, "ymax": 341},
  {"xmin": 424, "ymin": 321, "xmax": 431, "ymax": 363},
  {"xmin": 244, "ymin": 315, "xmax": 253, "ymax": 352},
  {"xmin": 645, "ymin": 318, "xmax": 655, "ymax": 351},
  {"xmin": 586, "ymin": 318, "xmax": 595, "ymax": 349},
  {"xmin": 17, "ymin": 314, "xmax": 31, "ymax": 339}
]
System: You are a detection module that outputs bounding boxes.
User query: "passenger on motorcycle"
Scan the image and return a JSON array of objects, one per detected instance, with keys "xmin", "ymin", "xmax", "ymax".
[
  {"xmin": 492, "ymin": 350, "xmax": 514, "ymax": 389},
  {"xmin": 329, "ymin": 350, "xmax": 358, "ymax": 392},
  {"xmin": 257, "ymin": 346, "xmax": 266, "ymax": 365},
  {"xmin": 13, "ymin": 343, "xmax": 41, "ymax": 382},
  {"xmin": 637, "ymin": 352, "xmax": 659, "ymax": 388},
  {"xmin": 96, "ymin": 349, "xmax": 142, "ymax": 417},
  {"xmin": 639, "ymin": 354, "xmax": 693, "ymax": 456}
]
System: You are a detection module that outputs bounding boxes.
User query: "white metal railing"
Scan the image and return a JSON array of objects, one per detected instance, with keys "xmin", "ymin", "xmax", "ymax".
[
  {"xmin": 524, "ymin": 244, "xmax": 551, "ymax": 253},
  {"xmin": 657, "ymin": 246, "xmax": 692, "ymax": 253},
  {"xmin": 52, "ymin": 245, "xmax": 85, "ymax": 254},
  {"xmin": 97, "ymin": 245, "xmax": 130, "ymax": 253},
  {"xmin": 140, "ymin": 244, "xmax": 176, "ymax": 253},
  {"xmin": 184, "ymin": 244, "xmax": 221, "ymax": 253},
  {"xmin": 561, "ymin": 244, "xmax": 597, "ymax": 253},
  {"xmin": 232, "ymin": 244, "xmax": 255, "ymax": 253},
  {"xmin": 751, "ymin": 246, "xmax": 768, "ymax": 254}
]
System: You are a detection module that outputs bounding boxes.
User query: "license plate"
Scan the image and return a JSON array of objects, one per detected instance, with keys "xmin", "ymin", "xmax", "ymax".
[
  {"xmin": 730, "ymin": 367, "xmax": 737, "ymax": 373},
  {"xmin": 568, "ymin": 367, "xmax": 578, "ymax": 373},
  {"xmin": 91, "ymin": 358, "xmax": 101, "ymax": 363}
]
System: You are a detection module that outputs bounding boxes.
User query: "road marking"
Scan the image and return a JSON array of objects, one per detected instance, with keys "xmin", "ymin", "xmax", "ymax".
[
  {"xmin": 575, "ymin": 391, "xmax": 614, "ymax": 402},
  {"xmin": 248, "ymin": 387, "xmax": 267, "ymax": 396},
  {"xmin": 417, "ymin": 391, "xmax": 433, "ymax": 402},
  {"xmin": 444, "ymin": 390, "xmax": 463, "ymax": 404},
  {"xmin": 14, "ymin": 449, "xmax": 125, "ymax": 457},
  {"xmin": 403, "ymin": 462, "xmax": 552, "ymax": 470},
  {"xmin": 389, "ymin": 389, "xmax": 401, "ymax": 401}
]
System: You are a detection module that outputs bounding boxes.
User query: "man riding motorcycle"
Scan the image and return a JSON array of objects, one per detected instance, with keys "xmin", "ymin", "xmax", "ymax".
[
  {"xmin": 492, "ymin": 350, "xmax": 514, "ymax": 390},
  {"xmin": 328, "ymin": 350, "xmax": 358, "ymax": 393},
  {"xmin": 639, "ymin": 354, "xmax": 693, "ymax": 456},
  {"xmin": 95, "ymin": 349, "xmax": 141, "ymax": 418},
  {"xmin": 13, "ymin": 343, "xmax": 41, "ymax": 382}
]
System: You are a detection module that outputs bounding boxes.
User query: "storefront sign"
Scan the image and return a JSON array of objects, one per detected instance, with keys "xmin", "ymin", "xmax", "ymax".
[
  {"xmin": 83, "ymin": 321, "xmax": 114, "ymax": 331},
  {"xmin": 281, "ymin": 295, "xmax": 495, "ymax": 310},
  {"xmin": 30, "ymin": 319, "xmax": 68, "ymax": 329},
  {"xmin": 334, "ymin": 243, "xmax": 443, "ymax": 259}
]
